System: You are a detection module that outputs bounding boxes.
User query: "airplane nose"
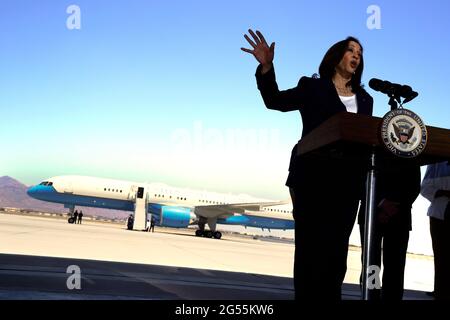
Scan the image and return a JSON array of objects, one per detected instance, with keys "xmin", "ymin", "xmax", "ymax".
[
  {"xmin": 26, "ymin": 184, "xmax": 56, "ymax": 201},
  {"xmin": 27, "ymin": 186, "xmax": 37, "ymax": 196},
  {"xmin": 27, "ymin": 185, "xmax": 53, "ymax": 200}
]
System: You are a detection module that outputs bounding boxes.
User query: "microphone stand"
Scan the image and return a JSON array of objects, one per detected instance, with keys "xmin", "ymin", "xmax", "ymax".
[
  {"xmin": 389, "ymin": 93, "xmax": 399, "ymax": 110},
  {"xmin": 362, "ymin": 92, "xmax": 399, "ymax": 300},
  {"xmin": 362, "ymin": 147, "xmax": 377, "ymax": 300}
]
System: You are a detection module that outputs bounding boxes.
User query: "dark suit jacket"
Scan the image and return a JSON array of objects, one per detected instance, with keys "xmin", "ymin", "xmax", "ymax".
[
  {"xmin": 255, "ymin": 65, "xmax": 374, "ymax": 199},
  {"xmin": 358, "ymin": 162, "xmax": 421, "ymax": 230}
]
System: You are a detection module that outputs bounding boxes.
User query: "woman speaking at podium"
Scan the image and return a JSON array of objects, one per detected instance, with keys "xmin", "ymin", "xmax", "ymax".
[{"xmin": 242, "ymin": 30, "xmax": 373, "ymax": 300}]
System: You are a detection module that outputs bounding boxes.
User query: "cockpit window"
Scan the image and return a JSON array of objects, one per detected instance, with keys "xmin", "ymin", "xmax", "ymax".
[
  {"xmin": 48, "ymin": 182, "xmax": 53, "ymax": 186},
  {"xmin": 39, "ymin": 181, "xmax": 53, "ymax": 186}
]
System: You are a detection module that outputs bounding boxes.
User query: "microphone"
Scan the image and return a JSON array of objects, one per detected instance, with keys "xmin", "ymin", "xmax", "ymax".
[
  {"xmin": 369, "ymin": 78, "xmax": 418, "ymax": 104},
  {"xmin": 402, "ymin": 91, "xmax": 418, "ymax": 104},
  {"xmin": 368, "ymin": 78, "xmax": 387, "ymax": 93},
  {"xmin": 398, "ymin": 85, "xmax": 412, "ymax": 97},
  {"xmin": 369, "ymin": 78, "xmax": 399, "ymax": 95}
]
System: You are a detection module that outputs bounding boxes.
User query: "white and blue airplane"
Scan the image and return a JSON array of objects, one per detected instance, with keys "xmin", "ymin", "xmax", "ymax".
[{"xmin": 27, "ymin": 175, "xmax": 294, "ymax": 239}]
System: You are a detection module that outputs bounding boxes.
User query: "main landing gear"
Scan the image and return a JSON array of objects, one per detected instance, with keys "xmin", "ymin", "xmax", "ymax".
[
  {"xmin": 195, "ymin": 216, "xmax": 222, "ymax": 239},
  {"xmin": 195, "ymin": 229, "xmax": 222, "ymax": 239}
]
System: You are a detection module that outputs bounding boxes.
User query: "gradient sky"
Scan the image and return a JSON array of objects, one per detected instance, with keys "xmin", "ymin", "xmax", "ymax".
[{"xmin": 1, "ymin": 0, "xmax": 449, "ymax": 201}]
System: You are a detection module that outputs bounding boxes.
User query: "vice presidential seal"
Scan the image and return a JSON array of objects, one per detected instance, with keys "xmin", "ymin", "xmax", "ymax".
[{"xmin": 380, "ymin": 108, "xmax": 427, "ymax": 158}]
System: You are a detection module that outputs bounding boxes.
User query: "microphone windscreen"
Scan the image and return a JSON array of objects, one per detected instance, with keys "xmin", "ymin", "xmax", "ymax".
[
  {"xmin": 369, "ymin": 78, "xmax": 384, "ymax": 91},
  {"xmin": 399, "ymin": 85, "xmax": 413, "ymax": 97}
]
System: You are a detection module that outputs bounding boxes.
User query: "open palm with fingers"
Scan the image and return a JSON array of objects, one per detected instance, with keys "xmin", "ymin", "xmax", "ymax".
[{"xmin": 241, "ymin": 29, "xmax": 275, "ymax": 68}]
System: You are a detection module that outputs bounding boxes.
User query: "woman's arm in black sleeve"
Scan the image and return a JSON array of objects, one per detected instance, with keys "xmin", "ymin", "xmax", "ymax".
[{"xmin": 255, "ymin": 64, "xmax": 307, "ymax": 112}]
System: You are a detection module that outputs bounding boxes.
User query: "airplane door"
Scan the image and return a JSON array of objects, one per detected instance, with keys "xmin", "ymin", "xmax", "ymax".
[{"xmin": 137, "ymin": 187, "xmax": 144, "ymax": 199}]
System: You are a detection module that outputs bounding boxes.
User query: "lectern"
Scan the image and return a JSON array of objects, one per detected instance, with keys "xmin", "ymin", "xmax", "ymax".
[{"xmin": 296, "ymin": 112, "xmax": 450, "ymax": 300}]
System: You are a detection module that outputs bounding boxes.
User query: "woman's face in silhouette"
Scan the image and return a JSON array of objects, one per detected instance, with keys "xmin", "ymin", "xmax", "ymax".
[{"xmin": 336, "ymin": 41, "xmax": 362, "ymax": 77}]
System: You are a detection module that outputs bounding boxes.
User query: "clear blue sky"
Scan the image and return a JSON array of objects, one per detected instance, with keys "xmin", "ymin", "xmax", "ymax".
[{"xmin": 1, "ymin": 0, "xmax": 449, "ymax": 199}]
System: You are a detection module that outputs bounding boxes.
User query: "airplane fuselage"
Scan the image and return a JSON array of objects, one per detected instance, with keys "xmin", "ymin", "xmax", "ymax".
[{"xmin": 27, "ymin": 175, "xmax": 294, "ymax": 234}]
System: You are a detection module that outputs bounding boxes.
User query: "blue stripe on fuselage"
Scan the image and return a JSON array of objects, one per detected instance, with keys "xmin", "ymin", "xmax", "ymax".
[
  {"xmin": 218, "ymin": 215, "xmax": 294, "ymax": 230},
  {"xmin": 27, "ymin": 185, "xmax": 134, "ymax": 211}
]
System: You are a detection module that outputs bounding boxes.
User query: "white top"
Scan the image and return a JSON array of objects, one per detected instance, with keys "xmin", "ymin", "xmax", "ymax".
[
  {"xmin": 339, "ymin": 95, "xmax": 358, "ymax": 113},
  {"xmin": 421, "ymin": 162, "xmax": 450, "ymax": 220}
]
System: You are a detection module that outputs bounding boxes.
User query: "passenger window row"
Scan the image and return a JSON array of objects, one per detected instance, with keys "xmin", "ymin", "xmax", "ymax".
[{"xmin": 104, "ymin": 188, "xmax": 123, "ymax": 193}]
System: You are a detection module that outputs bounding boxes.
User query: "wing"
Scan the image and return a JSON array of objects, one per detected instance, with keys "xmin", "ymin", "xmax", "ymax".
[
  {"xmin": 408, "ymin": 126, "xmax": 415, "ymax": 138},
  {"xmin": 193, "ymin": 200, "xmax": 290, "ymax": 219},
  {"xmin": 393, "ymin": 123, "xmax": 402, "ymax": 139}
]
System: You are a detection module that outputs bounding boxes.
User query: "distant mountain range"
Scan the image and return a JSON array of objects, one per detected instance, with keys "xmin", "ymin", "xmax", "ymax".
[{"xmin": 0, "ymin": 176, "xmax": 129, "ymax": 220}]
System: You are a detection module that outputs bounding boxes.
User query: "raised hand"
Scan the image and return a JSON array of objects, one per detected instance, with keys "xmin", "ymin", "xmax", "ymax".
[{"xmin": 241, "ymin": 29, "xmax": 275, "ymax": 73}]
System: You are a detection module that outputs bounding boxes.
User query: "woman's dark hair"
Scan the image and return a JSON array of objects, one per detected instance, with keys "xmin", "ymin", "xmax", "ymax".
[{"xmin": 318, "ymin": 36, "xmax": 364, "ymax": 93}]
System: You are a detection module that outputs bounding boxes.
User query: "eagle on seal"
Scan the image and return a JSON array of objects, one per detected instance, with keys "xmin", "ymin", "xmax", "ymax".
[{"xmin": 393, "ymin": 123, "xmax": 415, "ymax": 144}]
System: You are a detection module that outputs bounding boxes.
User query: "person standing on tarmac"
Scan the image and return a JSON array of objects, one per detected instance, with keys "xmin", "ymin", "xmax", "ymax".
[
  {"xmin": 73, "ymin": 210, "xmax": 78, "ymax": 224},
  {"xmin": 77, "ymin": 210, "xmax": 83, "ymax": 224}
]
